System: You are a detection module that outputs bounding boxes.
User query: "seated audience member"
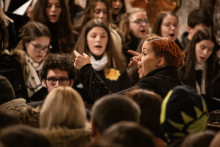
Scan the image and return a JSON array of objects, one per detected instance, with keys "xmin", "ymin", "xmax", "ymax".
[
  {"xmin": 160, "ymin": 85, "xmax": 208, "ymax": 147},
  {"xmin": 29, "ymin": 53, "xmax": 76, "ymax": 103},
  {"xmin": 0, "ymin": 75, "xmax": 40, "ymax": 128},
  {"xmin": 179, "ymin": 29, "xmax": 220, "ymax": 110},
  {"xmin": 12, "ymin": 21, "xmax": 51, "ymax": 99},
  {"xmin": 68, "ymin": 0, "xmax": 84, "ymax": 25},
  {"xmin": 152, "ymin": 11, "xmax": 183, "ymax": 50},
  {"xmin": 73, "ymin": 19, "xmax": 130, "ymax": 104},
  {"xmin": 101, "ymin": 121, "xmax": 156, "ymax": 147},
  {"xmin": 110, "ymin": 0, "xmax": 126, "ymax": 27},
  {"xmin": 209, "ymin": 132, "xmax": 220, "ymax": 147},
  {"xmin": 31, "ymin": 0, "xmax": 74, "ymax": 53},
  {"xmin": 40, "ymin": 87, "xmax": 90, "ymax": 147},
  {"xmin": 0, "ymin": 17, "xmax": 27, "ymax": 99},
  {"xmin": 125, "ymin": 89, "xmax": 166, "ymax": 147},
  {"xmin": 0, "ymin": 124, "xmax": 52, "ymax": 147},
  {"xmin": 74, "ymin": 36, "xmax": 184, "ymax": 100},
  {"xmin": 119, "ymin": 8, "xmax": 149, "ymax": 64},
  {"xmin": 0, "ymin": 110, "xmax": 20, "ymax": 130},
  {"xmin": 90, "ymin": 94, "xmax": 140, "ymax": 142},
  {"xmin": 181, "ymin": 9, "xmax": 212, "ymax": 49},
  {"xmin": 73, "ymin": 0, "xmax": 122, "ymax": 52},
  {"xmin": 181, "ymin": 130, "xmax": 216, "ymax": 147}
]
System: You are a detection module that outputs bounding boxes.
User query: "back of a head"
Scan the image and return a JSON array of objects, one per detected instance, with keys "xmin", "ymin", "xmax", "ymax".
[
  {"xmin": 102, "ymin": 121, "xmax": 156, "ymax": 147},
  {"xmin": 125, "ymin": 89, "xmax": 162, "ymax": 137},
  {"xmin": 40, "ymin": 87, "xmax": 87, "ymax": 129},
  {"xmin": 91, "ymin": 94, "xmax": 140, "ymax": 133},
  {"xmin": 160, "ymin": 85, "xmax": 208, "ymax": 142},
  {"xmin": 187, "ymin": 9, "xmax": 212, "ymax": 28},
  {"xmin": 181, "ymin": 130, "xmax": 215, "ymax": 147},
  {"xmin": 0, "ymin": 75, "xmax": 15, "ymax": 105},
  {"xmin": 0, "ymin": 124, "xmax": 51, "ymax": 147}
]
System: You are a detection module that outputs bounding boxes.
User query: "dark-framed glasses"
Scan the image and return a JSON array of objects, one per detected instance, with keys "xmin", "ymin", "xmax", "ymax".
[
  {"xmin": 46, "ymin": 77, "xmax": 70, "ymax": 86},
  {"xmin": 30, "ymin": 42, "xmax": 51, "ymax": 52},
  {"xmin": 131, "ymin": 19, "xmax": 149, "ymax": 25}
]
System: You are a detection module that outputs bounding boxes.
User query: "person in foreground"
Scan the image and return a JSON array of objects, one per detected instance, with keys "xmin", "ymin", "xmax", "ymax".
[{"xmin": 74, "ymin": 36, "xmax": 184, "ymax": 100}]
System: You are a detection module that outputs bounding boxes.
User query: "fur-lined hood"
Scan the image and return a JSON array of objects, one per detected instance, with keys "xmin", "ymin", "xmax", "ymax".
[
  {"xmin": 0, "ymin": 98, "xmax": 40, "ymax": 128},
  {"xmin": 41, "ymin": 123, "xmax": 91, "ymax": 147}
]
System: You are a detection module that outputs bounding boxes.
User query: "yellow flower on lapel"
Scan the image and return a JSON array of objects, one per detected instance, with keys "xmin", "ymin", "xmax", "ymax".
[{"xmin": 105, "ymin": 68, "xmax": 120, "ymax": 81}]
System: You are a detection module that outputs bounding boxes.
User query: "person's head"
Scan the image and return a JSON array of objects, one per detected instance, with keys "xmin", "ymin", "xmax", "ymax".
[
  {"xmin": 111, "ymin": 0, "xmax": 126, "ymax": 15},
  {"xmin": 160, "ymin": 85, "xmax": 208, "ymax": 142},
  {"xmin": 32, "ymin": 0, "xmax": 70, "ymax": 24},
  {"xmin": 18, "ymin": 21, "xmax": 50, "ymax": 63},
  {"xmin": 41, "ymin": 53, "xmax": 76, "ymax": 92},
  {"xmin": 137, "ymin": 36, "xmax": 184, "ymax": 79},
  {"xmin": 91, "ymin": 94, "xmax": 141, "ymax": 141},
  {"xmin": 102, "ymin": 121, "xmax": 156, "ymax": 147},
  {"xmin": 120, "ymin": 8, "xmax": 149, "ymax": 40},
  {"xmin": 0, "ymin": 124, "xmax": 52, "ymax": 147},
  {"xmin": 74, "ymin": 19, "xmax": 126, "ymax": 73},
  {"xmin": 185, "ymin": 29, "xmax": 217, "ymax": 64},
  {"xmin": 152, "ymin": 11, "xmax": 179, "ymax": 41},
  {"xmin": 125, "ymin": 89, "xmax": 162, "ymax": 137},
  {"xmin": 40, "ymin": 87, "xmax": 87, "ymax": 129},
  {"xmin": 181, "ymin": 130, "xmax": 216, "ymax": 147},
  {"xmin": 187, "ymin": 9, "xmax": 212, "ymax": 40},
  {"xmin": 0, "ymin": 75, "xmax": 16, "ymax": 105},
  {"xmin": 85, "ymin": 0, "xmax": 111, "ymax": 23}
]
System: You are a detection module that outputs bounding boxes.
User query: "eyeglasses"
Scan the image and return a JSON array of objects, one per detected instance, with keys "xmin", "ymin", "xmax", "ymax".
[
  {"xmin": 30, "ymin": 43, "xmax": 51, "ymax": 52},
  {"xmin": 162, "ymin": 23, "xmax": 180, "ymax": 28},
  {"xmin": 46, "ymin": 77, "xmax": 70, "ymax": 86},
  {"xmin": 131, "ymin": 19, "xmax": 149, "ymax": 25}
]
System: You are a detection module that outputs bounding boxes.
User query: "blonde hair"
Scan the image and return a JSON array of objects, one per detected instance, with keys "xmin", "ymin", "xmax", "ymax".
[{"xmin": 40, "ymin": 87, "xmax": 87, "ymax": 129}]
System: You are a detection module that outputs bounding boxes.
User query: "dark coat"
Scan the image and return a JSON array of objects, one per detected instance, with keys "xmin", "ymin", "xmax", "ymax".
[
  {"xmin": 78, "ymin": 64, "xmax": 182, "ymax": 100},
  {"xmin": 74, "ymin": 68, "xmax": 131, "ymax": 104}
]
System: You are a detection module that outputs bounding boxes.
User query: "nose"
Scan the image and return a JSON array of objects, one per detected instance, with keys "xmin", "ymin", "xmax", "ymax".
[
  {"xmin": 96, "ymin": 35, "xmax": 101, "ymax": 41},
  {"xmin": 116, "ymin": 1, "xmax": 120, "ymax": 5},
  {"xmin": 137, "ymin": 54, "xmax": 141, "ymax": 61},
  {"xmin": 98, "ymin": 12, "xmax": 104, "ymax": 19},
  {"xmin": 202, "ymin": 49, "xmax": 209, "ymax": 56},
  {"xmin": 51, "ymin": 5, "xmax": 56, "ymax": 11},
  {"xmin": 54, "ymin": 80, "xmax": 60, "ymax": 88}
]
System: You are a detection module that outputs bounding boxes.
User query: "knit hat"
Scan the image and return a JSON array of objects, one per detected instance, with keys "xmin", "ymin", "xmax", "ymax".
[
  {"xmin": 0, "ymin": 75, "xmax": 16, "ymax": 105},
  {"xmin": 160, "ymin": 85, "xmax": 208, "ymax": 141}
]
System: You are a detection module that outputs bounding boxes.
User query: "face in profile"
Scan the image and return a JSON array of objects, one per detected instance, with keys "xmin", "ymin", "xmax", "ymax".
[
  {"xmin": 137, "ymin": 41, "xmax": 160, "ymax": 79},
  {"xmin": 25, "ymin": 36, "xmax": 50, "ymax": 63},
  {"xmin": 87, "ymin": 26, "xmax": 108, "ymax": 56},
  {"xmin": 112, "ymin": 0, "xmax": 123, "ymax": 15},
  {"xmin": 46, "ymin": 0, "xmax": 62, "ymax": 23},
  {"xmin": 195, "ymin": 39, "xmax": 214, "ymax": 64},
  {"xmin": 91, "ymin": 1, "xmax": 107, "ymax": 21},
  {"xmin": 43, "ymin": 68, "xmax": 74, "ymax": 92},
  {"xmin": 188, "ymin": 24, "xmax": 210, "ymax": 40},
  {"xmin": 160, "ymin": 14, "xmax": 179, "ymax": 41},
  {"xmin": 129, "ymin": 11, "xmax": 149, "ymax": 39}
]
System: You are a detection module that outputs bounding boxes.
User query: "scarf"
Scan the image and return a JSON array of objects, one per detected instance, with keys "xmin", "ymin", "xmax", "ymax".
[
  {"xmin": 90, "ymin": 53, "xmax": 108, "ymax": 71},
  {"xmin": 25, "ymin": 55, "xmax": 44, "ymax": 97},
  {"xmin": 195, "ymin": 62, "xmax": 207, "ymax": 94}
]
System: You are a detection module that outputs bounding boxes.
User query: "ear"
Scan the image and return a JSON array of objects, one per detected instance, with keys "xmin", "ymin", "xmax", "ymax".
[
  {"xmin": 42, "ymin": 79, "xmax": 47, "ymax": 88},
  {"xmin": 69, "ymin": 80, "xmax": 74, "ymax": 87},
  {"xmin": 91, "ymin": 119, "xmax": 99, "ymax": 142},
  {"xmin": 156, "ymin": 57, "xmax": 165, "ymax": 67}
]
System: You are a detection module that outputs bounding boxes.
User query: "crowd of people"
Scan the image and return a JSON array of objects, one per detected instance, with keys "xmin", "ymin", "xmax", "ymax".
[{"xmin": 0, "ymin": 0, "xmax": 219, "ymax": 147}]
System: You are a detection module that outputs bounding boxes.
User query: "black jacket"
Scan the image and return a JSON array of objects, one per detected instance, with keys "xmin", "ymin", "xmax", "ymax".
[{"xmin": 78, "ymin": 64, "xmax": 182, "ymax": 101}]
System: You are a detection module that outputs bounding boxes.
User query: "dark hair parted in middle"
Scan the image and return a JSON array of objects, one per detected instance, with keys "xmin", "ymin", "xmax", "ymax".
[{"xmin": 74, "ymin": 19, "xmax": 127, "ymax": 73}]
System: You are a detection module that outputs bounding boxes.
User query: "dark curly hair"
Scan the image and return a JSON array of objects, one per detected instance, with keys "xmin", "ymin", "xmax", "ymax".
[{"xmin": 41, "ymin": 53, "xmax": 76, "ymax": 80}]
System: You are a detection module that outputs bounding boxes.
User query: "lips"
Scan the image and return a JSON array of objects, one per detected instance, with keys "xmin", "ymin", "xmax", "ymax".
[
  {"xmin": 169, "ymin": 33, "xmax": 175, "ymax": 37},
  {"xmin": 95, "ymin": 45, "xmax": 102, "ymax": 48}
]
